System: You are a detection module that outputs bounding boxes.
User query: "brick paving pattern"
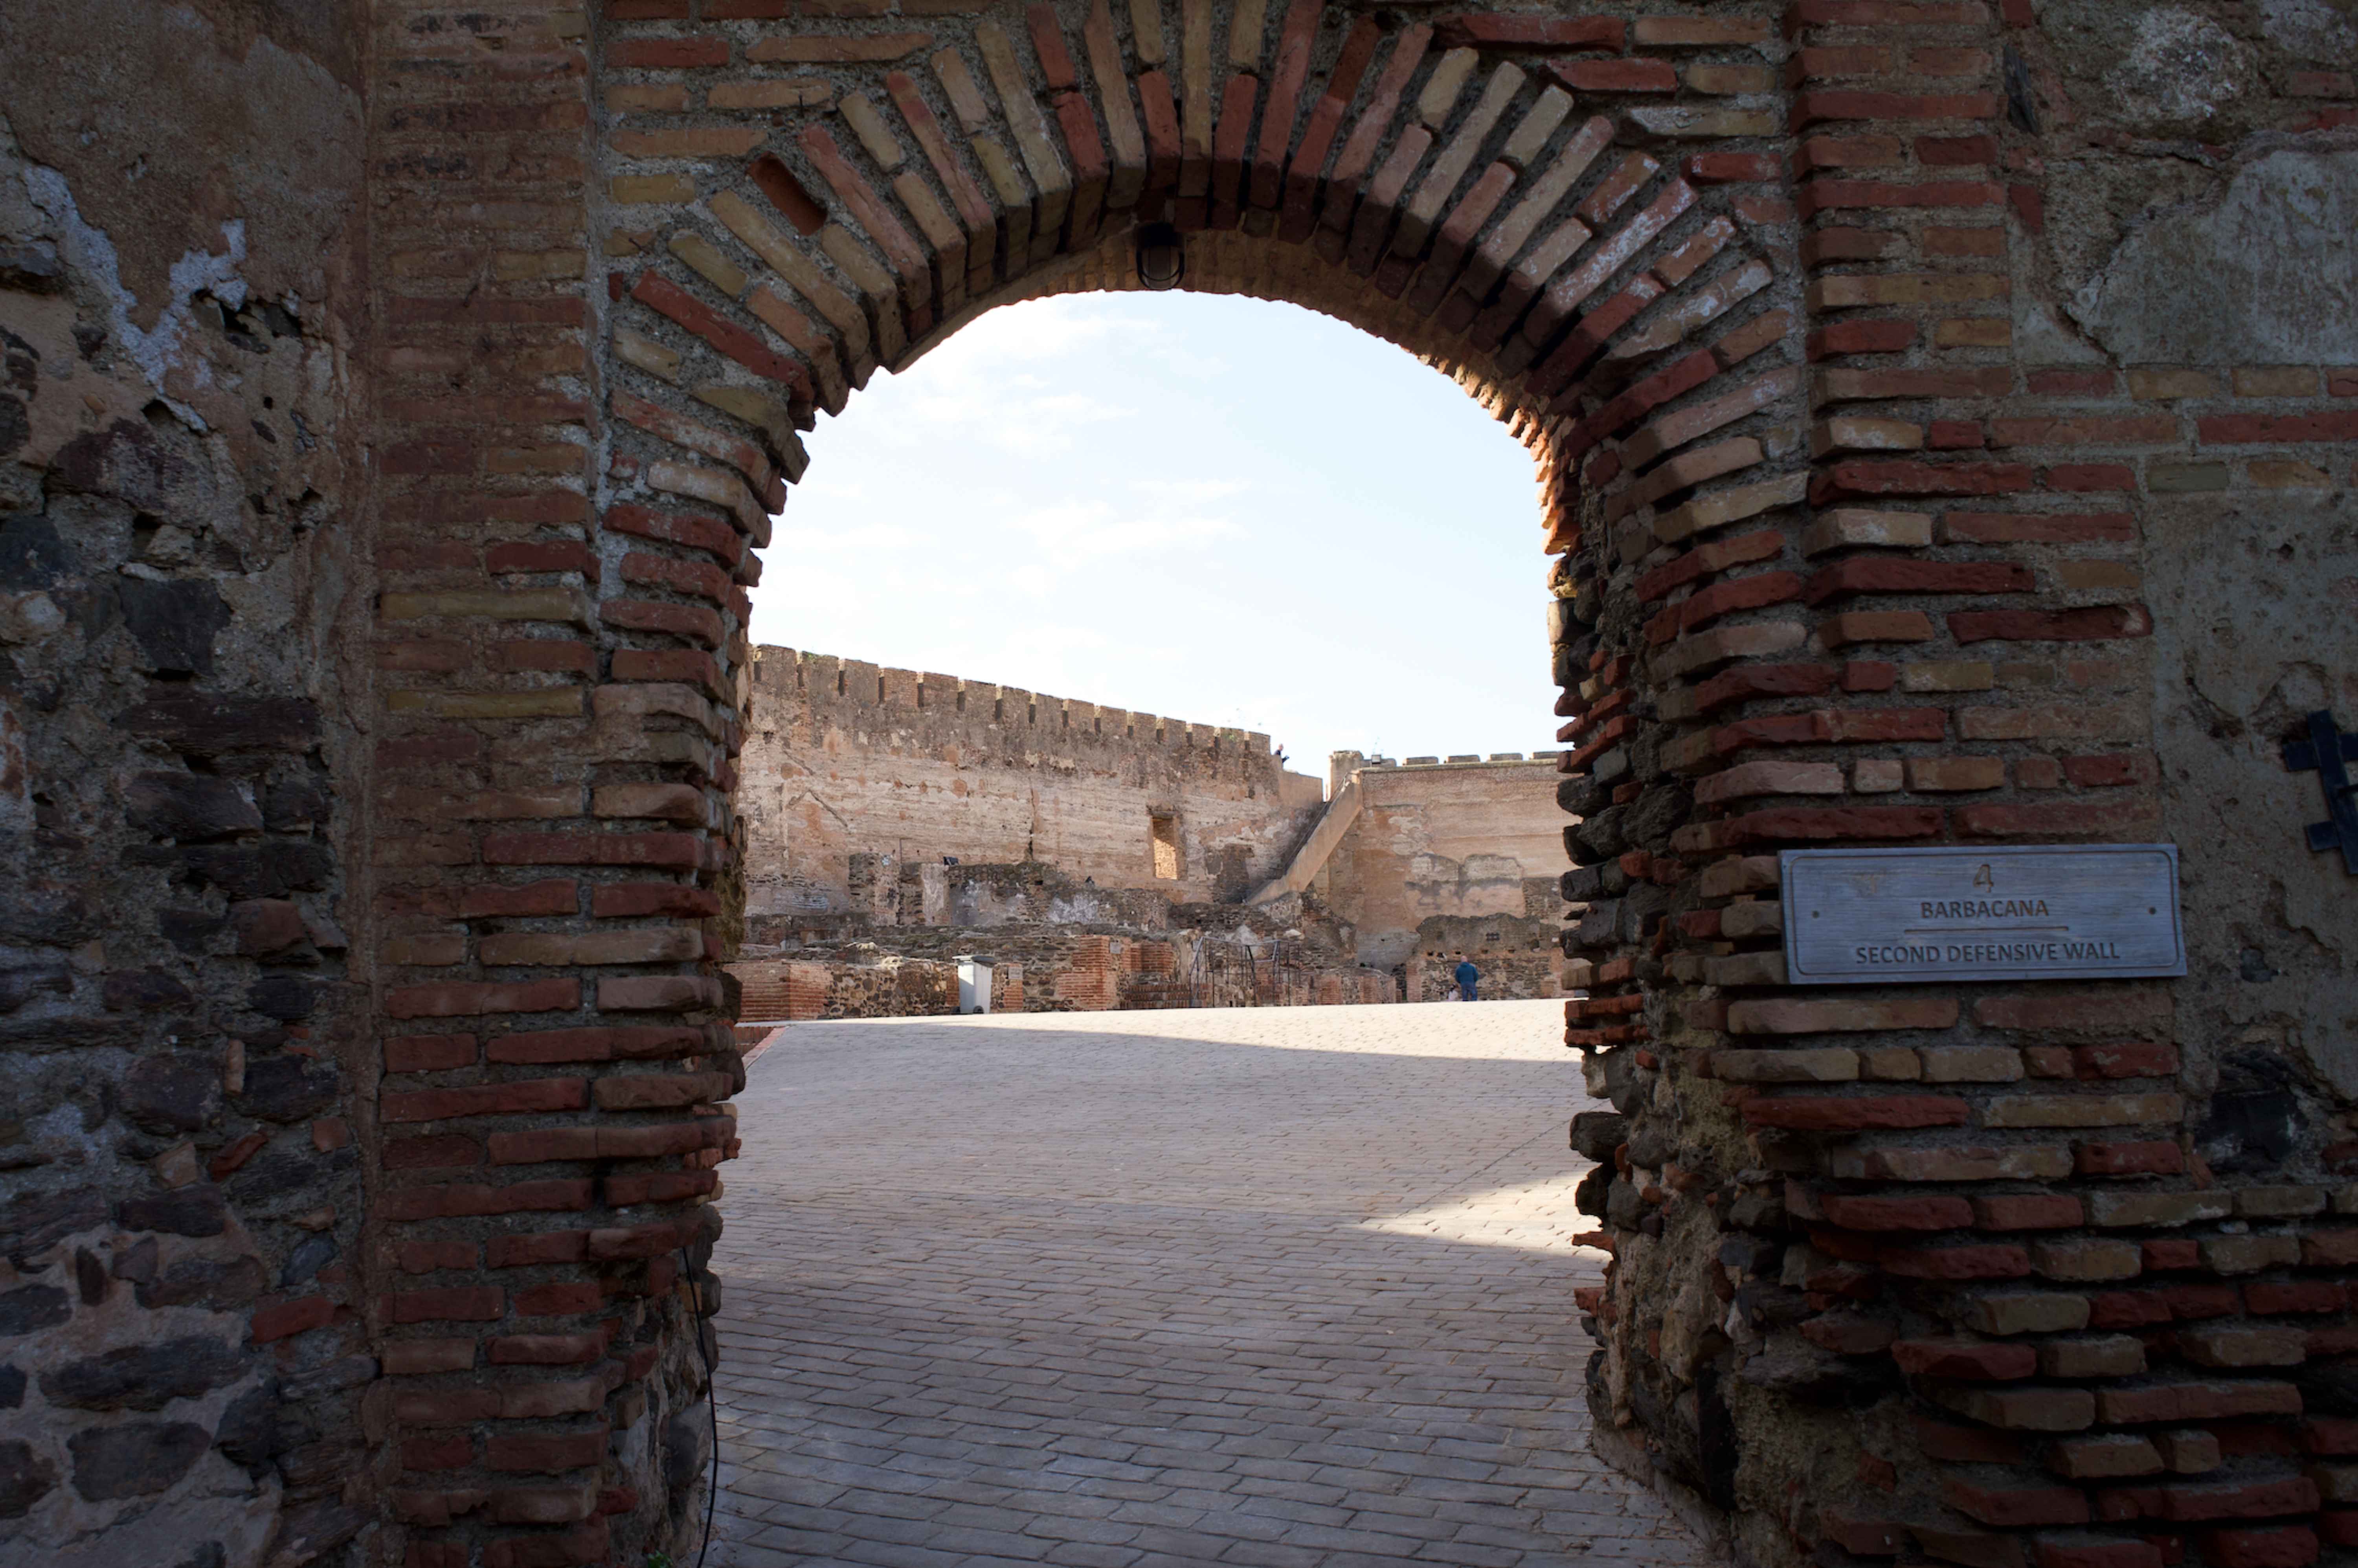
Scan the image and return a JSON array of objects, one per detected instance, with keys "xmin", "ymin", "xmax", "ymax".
[{"xmin": 707, "ymin": 1000, "xmax": 1712, "ymax": 1568}]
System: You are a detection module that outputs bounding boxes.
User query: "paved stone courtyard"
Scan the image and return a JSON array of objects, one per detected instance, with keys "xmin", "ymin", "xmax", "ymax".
[{"xmin": 706, "ymin": 1000, "xmax": 1713, "ymax": 1568}]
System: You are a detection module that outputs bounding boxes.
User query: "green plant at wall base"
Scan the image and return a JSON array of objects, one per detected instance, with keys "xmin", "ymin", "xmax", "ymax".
[{"xmin": 645, "ymin": 1554, "xmax": 674, "ymax": 1568}]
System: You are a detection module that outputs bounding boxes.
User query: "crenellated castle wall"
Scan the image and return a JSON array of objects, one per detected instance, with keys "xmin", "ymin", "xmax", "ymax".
[{"xmin": 737, "ymin": 645, "xmax": 1328, "ymax": 913}]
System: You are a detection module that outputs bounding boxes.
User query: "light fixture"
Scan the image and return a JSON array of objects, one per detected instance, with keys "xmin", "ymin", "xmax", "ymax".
[{"xmin": 1135, "ymin": 221, "xmax": 1185, "ymax": 291}]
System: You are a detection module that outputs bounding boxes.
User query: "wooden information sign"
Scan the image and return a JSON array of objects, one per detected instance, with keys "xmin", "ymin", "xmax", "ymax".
[{"xmin": 1780, "ymin": 844, "xmax": 2187, "ymax": 986}]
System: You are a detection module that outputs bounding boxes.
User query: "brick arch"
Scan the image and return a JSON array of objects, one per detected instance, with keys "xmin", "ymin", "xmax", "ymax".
[
  {"xmin": 356, "ymin": 0, "xmax": 2266, "ymax": 1566},
  {"xmin": 592, "ymin": 0, "xmax": 1799, "ymax": 556}
]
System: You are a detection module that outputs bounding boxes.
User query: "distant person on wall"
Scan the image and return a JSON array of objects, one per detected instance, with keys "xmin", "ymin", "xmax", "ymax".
[{"xmin": 1454, "ymin": 956, "xmax": 1479, "ymax": 1003}]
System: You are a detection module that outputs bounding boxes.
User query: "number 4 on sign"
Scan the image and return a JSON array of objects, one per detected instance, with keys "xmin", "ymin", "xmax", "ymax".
[{"xmin": 2285, "ymin": 710, "xmax": 2358, "ymax": 876}]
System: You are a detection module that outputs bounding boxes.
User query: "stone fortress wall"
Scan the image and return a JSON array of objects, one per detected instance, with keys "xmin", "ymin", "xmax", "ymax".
[
  {"xmin": 733, "ymin": 645, "xmax": 1571, "ymax": 1012},
  {"xmin": 736, "ymin": 643, "xmax": 1329, "ymax": 912}
]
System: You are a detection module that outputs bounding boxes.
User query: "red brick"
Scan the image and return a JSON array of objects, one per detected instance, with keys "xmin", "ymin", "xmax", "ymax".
[
  {"xmin": 489, "ymin": 1026, "xmax": 705, "ymax": 1064},
  {"xmin": 457, "ymin": 881, "xmax": 580, "ymax": 919},
  {"xmin": 2034, "ymin": 1539, "xmax": 2162, "ymax": 1568},
  {"xmin": 2249, "ymin": 1282, "xmax": 2346, "ymax": 1315},
  {"xmin": 2087, "ymin": 1291, "xmax": 2173, "ymax": 1330},
  {"xmin": 381, "ymin": 1179, "xmax": 594, "ymax": 1221},
  {"xmin": 600, "ymin": 598, "xmax": 724, "ymax": 646},
  {"xmin": 1811, "ymin": 461, "xmax": 2035, "ymax": 502},
  {"xmin": 486, "ymin": 540, "xmax": 597, "ymax": 578},
  {"xmin": 1882, "ymin": 1244, "xmax": 2034, "ymax": 1280},
  {"xmin": 488, "ymin": 1431, "xmax": 609, "ymax": 1473},
  {"xmin": 1974, "ymin": 1194, "xmax": 2084, "ymax": 1230},
  {"xmin": 487, "ymin": 1230, "xmax": 590, "ymax": 1268},
  {"xmin": 2045, "ymin": 464, "xmax": 2137, "ymax": 491},
  {"xmin": 2029, "ymin": 370, "xmax": 2117, "ymax": 395},
  {"xmin": 513, "ymin": 1282, "xmax": 603, "ymax": 1316},
  {"xmin": 1793, "ymin": 89, "xmax": 2001, "ymax": 125},
  {"xmin": 252, "ymin": 1294, "xmax": 339, "ymax": 1343},
  {"xmin": 1822, "ymin": 1194, "xmax": 1976, "ymax": 1230},
  {"xmin": 387, "ymin": 1033, "xmax": 479, "ymax": 1074},
  {"xmin": 1949, "ymin": 606, "xmax": 2152, "ymax": 643},
  {"xmin": 1893, "ymin": 1338, "xmax": 2038, "ymax": 1379},
  {"xmin": 590, "ymin": 883, "xmax": 724, "ymax": 918},
  {"xmin": 1433, "ymin": 13, "xmax": 1624, "ymax": 50},
  {"xmin": 610, "ymin": 36, "xmax": 729, "ymax": 67},
  {"xmin": 488, "ymin": 1333, "xmax": 607, "ymax": 1365},
  {"xmin": 2201, "ymin": 1529, "xmax": 2319, "ymax": 1568},
  {"xmin": 383, "ymin": 1079, "xmax": 589, "ymax": 1123},
  {"xmin": 385, "ymin": 979, "xmax": 581, "ymax": 1020},
  {"xmin": 1553, "ymin": 58, "xmax": 1678, "ymax": 92},
  {"xmin": 1810, "ymin": 320, "xmax": 1920, "ymax": 359},
  {"xmin": 2075, "ymin": 1042, "xmax": 2177, "ymax": 1079},
  {"xmin": 2142, "ymin": 1239, "xmax": 2200, "ymax": 1270},
  {"xmin": 2198, "ymin": 412, "xmax": 2358, "ymax": 445},
  {"xmin": 1957, "ymin": 801, "xmax": 2161, "ymax": 837},
  {"xmin": 1687, "ymin": 152, "xmax": 1782, "ymax": 185},
  {"xmin": 403, "ymin": 1434, "xmax": 475, "ymax": 1472},
  {"xmin": 1945, "ymin": 1478, "xmax": 2092, "ymax": 1528},
  {"xmin": 2154, "ymin": 1479, "xmax": 2320, "ymax": 1523},
  {"xmin": 2156, "ymin": 1283, "xmax": 2241, "ymax": 1320},
  {"xmin": 391, "ymin": 1286, "xmax": 502, "ymax": 1324},
  {"xmin": 630, "ymin": 273, "xmax": 812, "ymax": 398},
  {"xmin": 481, "ymin": 832, "xmax": 702, "ymax": 868},
  {"xmin": 386, "ymin": 1134, "xmax": 483, "ymax": 1171},
  {"xmin": 2096, "ymin": 1381, "xmax": 2301, "ymax": 1423},
  {"xmin": 1807, "ymin": 558, "xmax": 2034, "ymax": 603},
  {"xmin": 1745, "ymin": 1094, "xmax": 1970, "ymax": 1131}
]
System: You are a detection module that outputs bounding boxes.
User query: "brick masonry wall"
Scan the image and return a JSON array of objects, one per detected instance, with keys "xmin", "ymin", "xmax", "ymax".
[
  {"xmin": 737, "ymin": 643, "xmax": 1327, "ymax": 911},
  {"xmin": 0, "ymin": 0, "xmax": 2348, "ymax": 1565}
]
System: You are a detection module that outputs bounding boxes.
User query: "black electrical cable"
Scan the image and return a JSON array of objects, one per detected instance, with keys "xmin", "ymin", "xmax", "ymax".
[{"xmin": 678, "ymin": 1245, "xmax": 719, "ymax": 1568}]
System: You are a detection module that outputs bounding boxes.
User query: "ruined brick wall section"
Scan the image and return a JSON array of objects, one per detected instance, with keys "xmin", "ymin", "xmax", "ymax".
[
  {"xmin": 363, "ymin": 2, "xmax": 740, "ymax": 1564},
  {"xmin": 1554, "ymin": 5, "xmax": 2358, "ymax": 1568},
  {"xmin": 739, "ymin": 643, "xmax": 1313, "ymax": 909}
]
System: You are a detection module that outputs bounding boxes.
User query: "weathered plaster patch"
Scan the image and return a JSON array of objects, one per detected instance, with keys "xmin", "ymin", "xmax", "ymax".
[
  {"xmin": 24, "ymin": 165, "xmax": 244, "ymax": 427},
  {"xmin": 2071, "ymin": 146, "xmax": 2358, "ymax": 364}
]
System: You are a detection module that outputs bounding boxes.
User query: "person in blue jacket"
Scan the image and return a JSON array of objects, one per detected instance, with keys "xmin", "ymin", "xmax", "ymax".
[{"xmin": 1453, "ymin": 956, "xmax": 1479, "ymax": 1002}]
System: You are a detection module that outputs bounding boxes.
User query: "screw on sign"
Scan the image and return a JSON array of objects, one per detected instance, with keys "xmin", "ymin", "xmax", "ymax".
[{"xmin": 2285, "ymin": 710, "xmax": 2358, "ymax": 875}]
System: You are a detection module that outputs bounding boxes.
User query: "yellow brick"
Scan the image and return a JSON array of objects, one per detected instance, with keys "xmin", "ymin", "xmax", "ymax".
[
  {"xmin": 1685, "ymin": 64, "xmax": 1774, "ymax": 94},
  {"xmin": 431, "ymin": 690, "xmax": 586, "ymax": 720},
  {"xmin": 2232, "ymin": 366, "xmax": 2318, "ymax": 397},
  {"xmin": 1810, "ymin": 274, "xmax": 2008, "ymax": 308},
  {"xmin": 2126, "ymin": 368, "xmax": 2216, "ymax": 400},
  {"xmin": 2056, "ymin": 560, "xmax": 2140, "ymax": 591},
  {"xmin": 2250, "ymin": 459, "xmax": 2331, "ymax": 488},
  {"xmin": 607, "ymin": 83, "xmax": 689, "ymax": 111},
  {"xmin": 492, "ymin": 251, "xmax": 584, "ymax": 282},
  {"xmin": 609, "ymin": 173, "xmax": 698, "ymax": 205},
  {"xmin": 668, "ymin": 231, "xmax": 747, "ymax": 297},
  {"xmin": 1900, "ymin": 661, "xmax": 1995, "ymax": 692},
  {"xmin": 1935, "ymin": 318, "xmax": 2013, "ymax": 348}
]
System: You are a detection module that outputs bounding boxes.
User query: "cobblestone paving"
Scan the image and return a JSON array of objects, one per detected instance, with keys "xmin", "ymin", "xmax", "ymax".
[{"xmin": 706, "ymin": 1000, "xmax": 1712, "ymax": 1568}]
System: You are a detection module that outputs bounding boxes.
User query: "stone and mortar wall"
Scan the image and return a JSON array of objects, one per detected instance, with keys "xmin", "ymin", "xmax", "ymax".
[
  {"xmin": 0, "ymin": 1, "xmax": 376, "ymax": 1561},
  {"xmin": 1313, "ymin": 753, "xmax": 1570, "ymax": 966},
  {"xmin": 736, "ymin": 644, "xmax": 1326, "ymax": 913},
  {"xmin": 0, "ymin": 0, "xmax": 2349, "ymax": 1565}
]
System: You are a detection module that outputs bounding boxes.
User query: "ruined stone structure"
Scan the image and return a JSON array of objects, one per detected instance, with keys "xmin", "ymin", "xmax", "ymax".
[
  {"xmin": 730, "ymin": 649, "xmax": 1566, "ymax": 1006},
  {"xmin": 0, "ymin": 0, "xmax": 2353, "ymax": 1566},
  {"xmin": 736, "ymin": 644, "xmax": 1328, "ymax": 911}
]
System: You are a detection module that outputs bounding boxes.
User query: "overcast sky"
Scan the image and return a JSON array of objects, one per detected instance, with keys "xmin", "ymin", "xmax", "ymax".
[{"xmin": 745, "ymin": 290, "xmax": 1557, "ymax": 780}]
